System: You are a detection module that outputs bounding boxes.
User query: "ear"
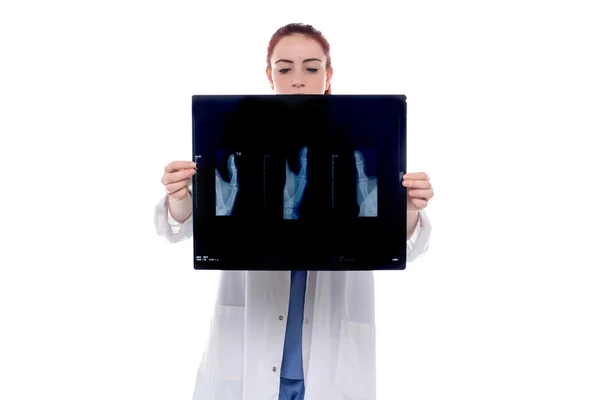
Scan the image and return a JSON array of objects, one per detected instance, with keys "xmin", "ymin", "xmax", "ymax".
[
  {"xmin": 326, "ymin": 66, "xmax": 333, "ymax": 90},
  {"xmin": 266, "ymin": 67, "xmax": 274, "ymax": 90}
]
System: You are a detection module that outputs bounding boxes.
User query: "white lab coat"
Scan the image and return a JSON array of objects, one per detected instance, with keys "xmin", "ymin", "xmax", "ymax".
[{"xmin": 154, "ymin": 194, "xmax": 432, "ymax": 400}]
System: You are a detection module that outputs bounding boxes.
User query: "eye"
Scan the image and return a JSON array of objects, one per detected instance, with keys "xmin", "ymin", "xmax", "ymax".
[
  {"xmin": 307, "ymin": 68, "xmax": 319, "ymax": 73},
  {"xmin": 278, "ymin": 68, "xmax": 291, "ymax": 74}
]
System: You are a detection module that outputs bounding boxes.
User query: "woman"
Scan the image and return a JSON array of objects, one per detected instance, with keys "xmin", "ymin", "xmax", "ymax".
[{"xmin": 155, "ymin": 23, "xmax": 434, "ymax": 400}]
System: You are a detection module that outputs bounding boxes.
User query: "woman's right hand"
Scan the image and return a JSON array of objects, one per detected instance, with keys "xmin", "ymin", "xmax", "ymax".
[{"xmin": 161, "ymin": 160, "xmax": 197, "ymax": 201}]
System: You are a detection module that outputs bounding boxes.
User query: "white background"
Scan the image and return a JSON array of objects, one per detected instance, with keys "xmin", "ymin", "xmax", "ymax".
[{"xmin": 1, "ymin": 0, "xmax": 599, "ymax": 398}]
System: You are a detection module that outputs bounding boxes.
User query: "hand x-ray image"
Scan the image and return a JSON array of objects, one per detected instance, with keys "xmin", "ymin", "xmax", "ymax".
[
  {"xmin": 215, "ymin": 151, "xmax": 239, "ymax": 216},
  {"xmin": 354, "ymin": 148, "xmax": 377, "ymax": 217},
  {"xmin": 192, "ymin": 94, "xmax": 407, "ymax": 271},
  {"xmin": 284, "ymin": 146, "xmax": 308, "ymax": 220}
]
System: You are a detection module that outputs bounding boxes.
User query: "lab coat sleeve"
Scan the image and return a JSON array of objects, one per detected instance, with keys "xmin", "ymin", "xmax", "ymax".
[
  {"xmin": 406, "ymin": 210, "xmax": 432, "ymax": 262},
  {"xmin": 154, "ymin": 192, "xmax": 193, "ymax": 243}
]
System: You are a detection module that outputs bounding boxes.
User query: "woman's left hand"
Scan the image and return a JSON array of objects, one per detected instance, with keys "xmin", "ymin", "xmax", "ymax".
[{"xmin": 403, "ymin": 172, "xmax": 434, "ymax": 212}]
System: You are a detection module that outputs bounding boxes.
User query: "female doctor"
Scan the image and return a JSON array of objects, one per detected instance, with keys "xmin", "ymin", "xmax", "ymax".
[{"xmin": 155, "ymin": 23, "xmax": 434, "ymax": 400}]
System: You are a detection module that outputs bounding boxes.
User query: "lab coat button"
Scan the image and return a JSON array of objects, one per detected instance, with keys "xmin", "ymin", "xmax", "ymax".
[
  {"xmin": 305, "ymin": 319, "xmax": 309, "ymax": 324},
  {"xmin": 273, "ymin": 367, "xmax": 277, "ymax": 372},
  {"xmin": 279, "ymin": 315, "xmax": 284, "ymax": 320}
]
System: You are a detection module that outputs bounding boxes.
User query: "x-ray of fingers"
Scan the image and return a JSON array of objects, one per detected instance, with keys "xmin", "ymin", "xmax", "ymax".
[
  {"xmin": 215, "ymin": 151, "xmax": 240, "ymax": 216},
  {"xmin": 284, "ymin": 146, "xmax": 308, "ymax": 219},
  {"xmin": 353, "ymin": 148, "xmax": 377, "ymax": 217},
  {"xmin": 212, "ymin": 146, "xmax": 377, "ymax": 219}
]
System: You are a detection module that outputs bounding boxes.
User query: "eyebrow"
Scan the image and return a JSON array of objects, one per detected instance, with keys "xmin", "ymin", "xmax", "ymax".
[{"xmin": 274, "ymin": 58, "xmax": 323, "ymax": 64}]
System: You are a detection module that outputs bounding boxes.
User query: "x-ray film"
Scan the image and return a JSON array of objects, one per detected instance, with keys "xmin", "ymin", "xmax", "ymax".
[{"xmin": 192, "ymin": 95, "xmax": 407, "ymax": 270}]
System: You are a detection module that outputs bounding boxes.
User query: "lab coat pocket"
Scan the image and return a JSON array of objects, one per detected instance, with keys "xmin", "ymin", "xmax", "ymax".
[
  {"xmin": 334, "ymin": 318, "xmax": 376, "ymax": 399},
  {"xmin": 202, "ymin": 304, "xmax": 245, "ymax": 381}
]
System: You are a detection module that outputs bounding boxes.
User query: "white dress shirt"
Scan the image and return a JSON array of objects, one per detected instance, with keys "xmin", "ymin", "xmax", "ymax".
[{"xmin": 154, "ymin": 194, "xmax": 432, "ymax": 400}]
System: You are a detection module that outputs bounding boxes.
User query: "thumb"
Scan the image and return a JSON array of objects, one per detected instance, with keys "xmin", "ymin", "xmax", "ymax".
[
  {"xmin": 227, "ymin": 154, "xmax": 238, "ymax": 186},
  {"xmin": 354, "ymin": 150, "xmax": 367, "ymax": 182}
]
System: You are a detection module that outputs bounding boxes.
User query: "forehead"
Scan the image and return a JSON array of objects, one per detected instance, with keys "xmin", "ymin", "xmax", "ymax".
[{"xmin": 271, "ymin": 35, "xmax": 325, "ymax": 62}]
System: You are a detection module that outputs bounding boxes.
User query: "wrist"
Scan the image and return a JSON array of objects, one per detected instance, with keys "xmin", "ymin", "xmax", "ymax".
[{"xmin": 168, "ymin": 189, "xmax": 193, "ymax": 224}]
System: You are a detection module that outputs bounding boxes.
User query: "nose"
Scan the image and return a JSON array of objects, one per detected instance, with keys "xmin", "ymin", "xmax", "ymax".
[
  {"xmin": 292, "ymin": 81, "xmax": 305, "ymax": 88},
  {"xmin": 291, "ymin": 73, "xmax": 306, "ymax": 88}
]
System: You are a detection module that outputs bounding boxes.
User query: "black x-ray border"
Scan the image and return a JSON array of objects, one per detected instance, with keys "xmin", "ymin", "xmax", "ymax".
[{"xmin": 192, "ymin": 94, "xmax": 407, "ymax": 271}]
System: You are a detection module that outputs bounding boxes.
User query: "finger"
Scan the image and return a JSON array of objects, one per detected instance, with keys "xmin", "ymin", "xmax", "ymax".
[
  {"xmin": 402, "ymin": 179, "xmax": 432, "ymax": 190},
  {"xmin": 409, "ymin": 197, "xmax": 428, "ymax": 210},
  {"xmin": 165, "ymin": 161, "xmax": 197, "ymax": 173},
  {"xmin": 403, "ymin": 172, "xmax": 429, "ymax": 181},
  {"xmin": 354, "ymin": 150, "xmax": 367, "ymax": 182},
  {"xmin": 228, "ymin": 154, "xmax": 238, "ymax": 187},
  {"xmin": 168, "ymin": 186, "xmax": 189, "ymax": 201},
  {"xmin": 354, "ymin": 150, "xmax": 365, "ymax": 165},
  {"xmin": 408, "ymin": 189, "xmax": 434, "ymax": 200},
  {"xmin": 298, "ymin": 146, "xmax": 308, "ymax": 179},
  {"xmin": 165, "ymin": 179, "xmax": 190, "ymax": 195},
  {"xmin": 162, "ymin": 168, "xmax": 195, "ymax": 185}
]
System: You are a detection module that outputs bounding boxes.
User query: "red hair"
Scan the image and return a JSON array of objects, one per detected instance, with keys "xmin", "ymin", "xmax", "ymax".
[{"xmin": 266, "ymin": 23, "xmax": 332, "ymax": 95}]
